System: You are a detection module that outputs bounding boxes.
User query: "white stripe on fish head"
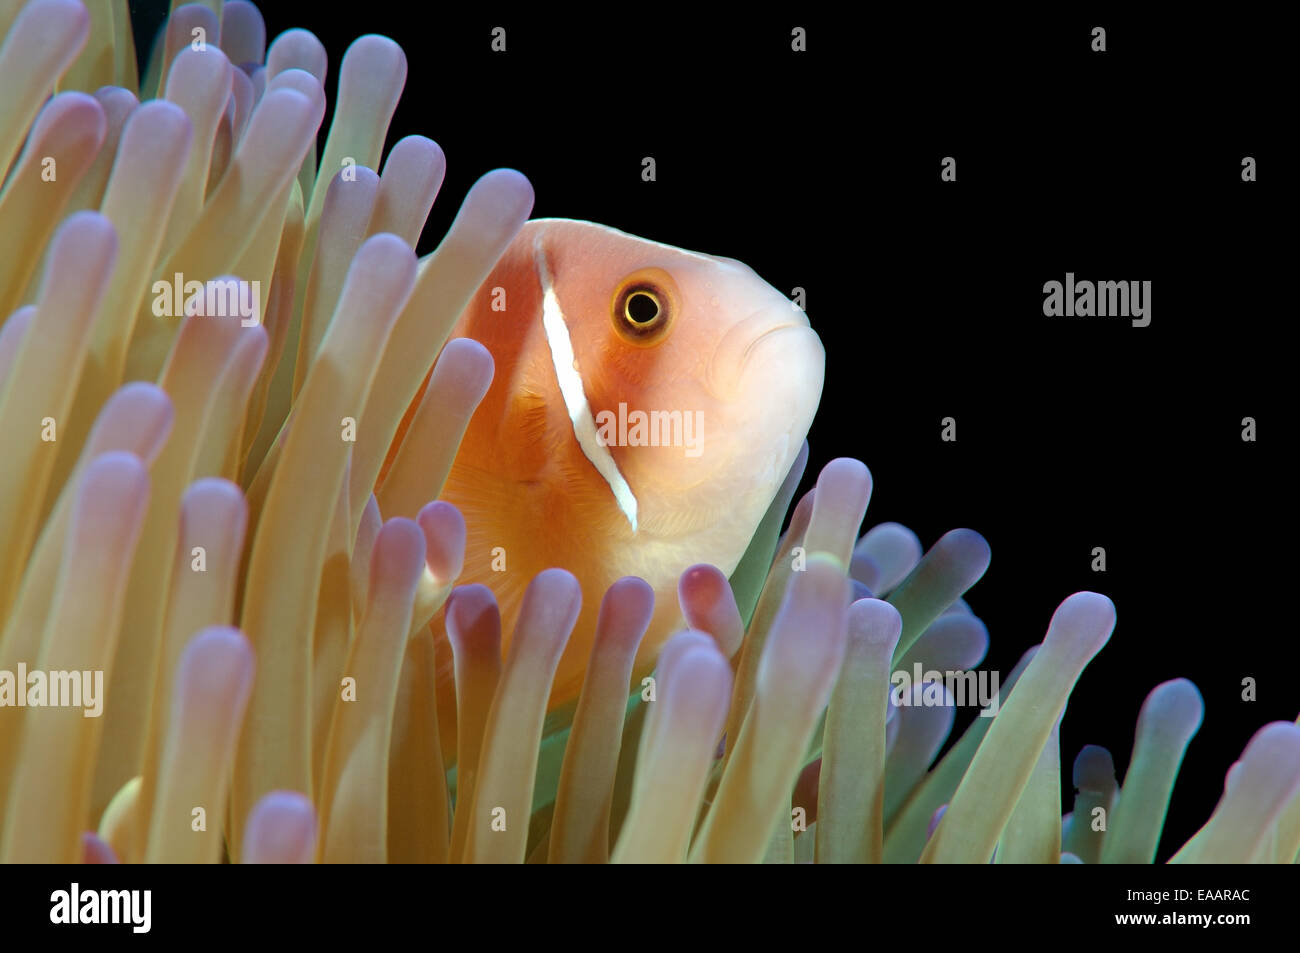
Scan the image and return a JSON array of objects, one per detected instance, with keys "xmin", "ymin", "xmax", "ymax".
[{"xmin": 535, "ymin": 231, "xmax": 640, "ymax": 533}]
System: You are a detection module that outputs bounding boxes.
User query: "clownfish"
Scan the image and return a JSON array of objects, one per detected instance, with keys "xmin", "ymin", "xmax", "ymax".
[{"xmin": 392, "ymin": 219, "xmax": 823, "ymax": 714}]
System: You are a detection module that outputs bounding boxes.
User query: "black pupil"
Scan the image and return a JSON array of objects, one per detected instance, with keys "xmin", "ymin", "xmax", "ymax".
[{"xmin": 627, "ymin": 292, "xmax": 659, "ymax": 324}]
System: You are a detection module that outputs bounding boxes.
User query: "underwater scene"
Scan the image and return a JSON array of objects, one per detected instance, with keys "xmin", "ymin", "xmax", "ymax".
[{"xmin": 0, "ymin": 3, "xmax": 1290, "ymax": 932}]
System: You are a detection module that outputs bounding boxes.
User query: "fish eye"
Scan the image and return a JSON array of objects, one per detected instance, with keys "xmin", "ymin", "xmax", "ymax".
[
  {"xmin": 612, "ymin": 268, "xmax": 678, "ymax": 345},
  {"xmin": 625, "ymin": 291, "xmax": 660, "ymax": 325}
]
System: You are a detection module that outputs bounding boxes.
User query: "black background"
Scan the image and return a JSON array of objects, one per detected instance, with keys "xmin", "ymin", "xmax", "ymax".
[{"xmin": 123, "ymin": 3, "xmax": 1292, "ymax": 862}]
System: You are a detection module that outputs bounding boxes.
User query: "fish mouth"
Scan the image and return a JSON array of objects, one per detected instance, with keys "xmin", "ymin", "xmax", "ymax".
[
  {"xmin": 741, "ymin": 322, "xmax": 804, "ymax": 365},
  {"xmin": 707, "ymin": 304, "xmax": 819, "ymax": 400}
]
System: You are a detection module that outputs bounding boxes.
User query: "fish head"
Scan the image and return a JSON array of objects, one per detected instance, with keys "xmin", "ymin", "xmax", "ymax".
[{"xmin": 533, "ymin": 218, "xmax": 824, "ymax": 569}]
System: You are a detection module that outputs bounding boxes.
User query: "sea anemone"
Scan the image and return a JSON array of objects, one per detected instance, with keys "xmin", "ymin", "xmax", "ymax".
[{"xmin": 1, "ymin": 0, "xmax": 1297, "ymax": 865}]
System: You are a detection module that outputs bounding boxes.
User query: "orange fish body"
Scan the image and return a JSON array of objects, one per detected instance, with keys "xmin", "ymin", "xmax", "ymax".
[{"xmin": 388, "ymin": 219, "xmax": 823, "ymax": 728}]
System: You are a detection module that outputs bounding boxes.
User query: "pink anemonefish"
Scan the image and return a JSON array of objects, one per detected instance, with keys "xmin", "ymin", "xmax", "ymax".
[{"xmin": 382, "ymin": 218, "xmax": 823, "ymax": 729}]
